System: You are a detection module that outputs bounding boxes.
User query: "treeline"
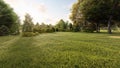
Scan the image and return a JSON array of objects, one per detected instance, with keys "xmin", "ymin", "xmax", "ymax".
[
  {"xmin": 1, "ymin": 0, "xmax": 120, "ymax": 37},
  {"xmin": 22, "ymin": 14, "xmax": 55, "ymax": 37},
  {"xmin": 22, "ymin": 14, "xmax": 74, "ymax": 37},
  {"xmin": 0, "ymin": 0, "xmax": 74, "ymax": 37}
]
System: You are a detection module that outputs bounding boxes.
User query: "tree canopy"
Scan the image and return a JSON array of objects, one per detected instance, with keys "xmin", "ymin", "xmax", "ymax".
[
  {"xmin": 70, "ymin": 0, "xmax": 120, "ymax": 33},
  {"xmin": 0, "ymin": 0, "xmax": 18, "ymax": 28},
  {"xmin": 22, "ymin": 13, "xmax": 33, "ymax": 32},
  {"xmin": 0, "ymin": 0, "xmax": 20, "ymax": 35}
]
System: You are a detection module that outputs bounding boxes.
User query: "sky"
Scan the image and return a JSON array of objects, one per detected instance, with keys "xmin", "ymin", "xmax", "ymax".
[{"xmin": 4, "ymin": 0, "xmax": 77, "ymax": 25}]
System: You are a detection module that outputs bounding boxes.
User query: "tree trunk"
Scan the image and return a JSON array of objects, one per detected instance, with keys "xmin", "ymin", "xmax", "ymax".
[
  {"xmin": 107, "ymin": 0, "xmax": 119, "ymax": 34},
  {"xmin": 108, "ymin": 16, "xmax": 112, "ymax": 34},
  {"xmin": 96, "ymin": 23, "xmax": 100, "ymax": 33}
]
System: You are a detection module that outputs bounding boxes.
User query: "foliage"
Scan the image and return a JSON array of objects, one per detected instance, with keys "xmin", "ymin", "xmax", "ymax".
[
  {"xmin": 22, "ymin": 21, "xmax": 56, "ymax": 37},
  {"xmin": 82, "ymin": 23, "xmax": 96, "ymax": 33},
  {"xmin": 10, "ymin": 18, "xmax": 20, "ymax": 35},
  {"xmin": 39, "ymin": 23, "xmax": 55, "ymax": 33},
  {"xmin": 44, "ymin": 25, "xmax": 55, "ymax": 33},
  {"xmin": 70, "ymin": 0, "xmax": 82, "ymax": 32},
  {"xmin": 0, "ymin": 0, "xmax": 20, "ymax": 35},
  {"xmin": 70, "ymin": 0, "xmax": 120, "ymax": 33},
  {"xmin": 22, "ymin": 32, "xmax": 39, "ymax": 37},
  {"xmin": 22, "ymin": 14, "xmax": 40, "ymax": 37},
  {"xmin": 55, "ymin": 19, "xmax": 68, "ymax": 31},
  {"xmin": 0, "ymin": 25, "xmax": 9, "ymax": 36},
  {"xmin": 68, "ymin": 23, "xmax": 73, "ymax": 31},
  {"xmin": 33, "ymin": 23, "xmax": 41, "ymax": 33},
  {"xmin": 73, "ymin": 23, "xmax": 81, "ymax": 32},
  {"xmin": 69, "ymin": 0, "xmax": 81, "ymax": 22},
  {"xmin": 22, "ymin": 14, "xmax": 33, "ymax": 32}
]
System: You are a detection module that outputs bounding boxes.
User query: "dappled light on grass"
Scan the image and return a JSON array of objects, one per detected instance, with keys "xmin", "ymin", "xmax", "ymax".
[{"xmin": 109, "ymin": 36, "xmax": 120, "ymax": 39}]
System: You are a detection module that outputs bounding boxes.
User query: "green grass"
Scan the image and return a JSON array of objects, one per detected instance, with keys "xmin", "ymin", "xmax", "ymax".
[{"xmin": 0, "ymin": 32, "xmax": 120, "ymax": 68}]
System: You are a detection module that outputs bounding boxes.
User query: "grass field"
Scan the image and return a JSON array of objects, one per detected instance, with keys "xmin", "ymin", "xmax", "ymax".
[{"xmin": 0, "ymin": 32, "xmax": 120, "ymax": 68}]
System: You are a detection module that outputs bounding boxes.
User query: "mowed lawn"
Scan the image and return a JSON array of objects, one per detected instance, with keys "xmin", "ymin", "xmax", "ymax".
[{"xmin": 0, "ymin": 32, "xmax": 120, "ymax": 68}]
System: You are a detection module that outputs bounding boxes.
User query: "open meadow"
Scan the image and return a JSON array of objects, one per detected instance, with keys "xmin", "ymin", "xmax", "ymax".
[{"xmin": 0, "ymin": 32, "xmax": 120, "ymax": 68}]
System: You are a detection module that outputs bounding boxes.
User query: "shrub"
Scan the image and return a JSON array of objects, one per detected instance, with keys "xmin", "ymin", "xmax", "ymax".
[
  {"xmin": 34, "ymin": 32, "xmax": 39, "ymax": 36},
  {"xmin": 33, "ymin": 28, "xmax": 41, "ymax": 33},
  {"xmin": 0, "ymin": 25, "xmax": 10, "ymax": 36},
  {"xmin": 82, "ymin": 24, "xmax": 96, "ymax": 33},
  {"xmin": 51, "ymin": 27, "xmax": 56, "ymax": 32},
  {"xmin": 56, "ymin": 28, "xmax": 59, "ymax": 32},
  {"xmin": 22, "ymin": 32, "xmax": 39, "ymax": 37},
  {"xmin": 45, "ymin": 27, "xmax": 55, "ymax": 33},
  {"xmin": 72, "ymin": 24, "xmax": 81, "ymax": 32},
  {"xmin": 10, "ymin": 22, "xmax": 20, "ymax": 35}
]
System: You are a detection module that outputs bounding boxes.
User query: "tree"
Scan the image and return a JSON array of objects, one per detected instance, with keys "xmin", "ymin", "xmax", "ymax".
[
  {"xmin": 70, "ymin": 0, "xmax": 84, "ymax": 32},
  {"xmin": 33, "ymin": 23, "xmax": 41, "ymax": 33},
  {"xmin": 0, "ymin": 25, "xmax": 9, "ymax": 36},
  {"xmin": 22, "ymin": 14, "xmax": 33, "ymax": 32},
  {"xmin": 34, "ymin": 23, "xmax": 55, "ymax": 33},
  {"xmin": 68, "ymin": 23, "xmax": 73, "ymax": 31},
  {"xmin": 107, "ymin": 0, "xmax": 120, "ymax": 34},
  {"xmin": 70, "ymin": 0, "xmax": 82, "ymax": 23},
  {"xmin": 80, "ymin": 0, "xmax": 109, "ymax": 32},
  {"xmin": 22, "ymin": 14, "xmax": 41, "ymax": 37},
  {"xmin": 70, "ymin": 0, "xmax": 120, "ymax": 33},
  {"xmin": 10, "ymin": 17, "xmax": 20, "ymax": 35},
  {"xmin": 0, "ymin": 0, "xmax": 19, "ymax": 35},
  {"xmin": 55, "ymin": 19, "xmax": 67, "ymax": 31},
  {"xmin": 40, "ymin": 23, "xmax": 47, "ymax": 33}
]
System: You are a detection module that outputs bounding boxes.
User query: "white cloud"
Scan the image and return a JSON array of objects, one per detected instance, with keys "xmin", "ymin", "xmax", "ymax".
[{"xmin": 34, "ymin": 3, "xmax": 47, "ymax": 13}]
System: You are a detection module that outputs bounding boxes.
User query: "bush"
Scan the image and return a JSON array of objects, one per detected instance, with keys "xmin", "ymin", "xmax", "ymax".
[
  {"xmin": 51, "ymin": 27, "xmax": 56, "ymax": 32},
  {"xmin": 56, "ymin": 28, "xmax": 59, "ymax": 32},
  {"xmin": 34, "ymin": 32, "xmax": 39, "ymax": 36},
  {"xmin": 83, "ymin": 24, "xmax": 96, "ymax": 33},
  {"xmin": 33, "ymin": 28, "xmax": 41, "ymax": 33},
  {"xmin": 72, "ymin": 24, "xmax": 81, "ymax": 32},
  {"xmin": 10, "ymin": 23, "xmax": 20, "ymax": 35},
  {"xmin": 0, "ymin": 25, "xmax": 10, "ymax": 36},
  {"xmin": 22, "ymin": 32, "xmax": 39, "ymax": 37},
  {"xmin": 45, "ymin": 27, "xmax": 55, "ymax": 33}
]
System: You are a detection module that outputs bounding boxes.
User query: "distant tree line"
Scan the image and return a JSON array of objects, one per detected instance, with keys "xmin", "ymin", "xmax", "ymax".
[
  {"xmin": 1, "ymin": 0, "xmax": 120, "ymax": 37},
  {"xmin": 22, "ymin": 14, "xmax": 56, "ymax": 37},
  {"xmin": 22, "ymin": 13, "xmax": 74, "ymax": 37},
  {"xmin": 0, "ymin": 0, "xmax": 74, "ymax": 37}
]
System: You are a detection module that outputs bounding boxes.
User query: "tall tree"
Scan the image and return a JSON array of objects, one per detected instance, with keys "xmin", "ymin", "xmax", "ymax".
[
  {"xmin": 10, "ymin": 17, "xmax": 20, "ymax": 34},
  {"xmin": 0, "ymin": 0, "xmax": 19, "ymax": 35},
  {"xmin": 33, "ymin": 23, "xmax": 41, "ymax": 33},
  {"xmin": 68, "ymin": 23, "xmax": 73, "ymax": 31},
  {"xmin": 56, "ymin": 19, "xmax": 66, "ymax": 31},
  {"xmin": 22, "ymin": 14, "xmax": 33, "ymax": 32},
  {"xmin": 80, "ymin": 0, "xmax": 110, "ymax": 32},
  {"xmin": 70, "ymin": 0, "xmax": 85, "ymax": 32},
  {"xmin": 70, "ymin": 0, "xmax": 120, "ymax": 33},
  {"xmin": 107, "ymin": 0, "xmax": 120, "ymax": 34}
]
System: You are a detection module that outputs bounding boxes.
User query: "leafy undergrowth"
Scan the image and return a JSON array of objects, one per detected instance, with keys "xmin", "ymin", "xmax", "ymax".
[{"xmin": 0, "ymin": 32, "xmax": 120, "ymax": 68}]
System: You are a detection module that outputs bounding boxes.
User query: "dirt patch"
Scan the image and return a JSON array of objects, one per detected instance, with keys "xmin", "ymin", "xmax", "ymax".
[{"xmin": 109, "ymin": 36, "xmax": 120, "ymax": 39}]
